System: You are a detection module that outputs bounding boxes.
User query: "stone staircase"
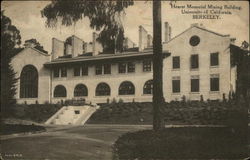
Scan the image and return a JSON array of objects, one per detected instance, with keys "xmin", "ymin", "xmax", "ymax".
[{"xmin": 45, "ymin": 104, "xmax": 99, "ymax": 125}]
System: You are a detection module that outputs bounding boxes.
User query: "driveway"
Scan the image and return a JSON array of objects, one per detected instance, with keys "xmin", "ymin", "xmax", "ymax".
[{"xmin": 1, "ymin": 124, "xmax": 151, "ymax": 160}]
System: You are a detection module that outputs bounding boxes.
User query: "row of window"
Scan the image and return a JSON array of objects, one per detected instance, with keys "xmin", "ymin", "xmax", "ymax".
[
  {"xmin": 53, "ymin": 60, "xmax": 152, "ymax": 78},
  {"xmin": 54, "ymin": 80, "xmax": 153, "ymax": 98},
  {"xmin": 172, "ymin": 52, "xmax": 219, "ymax": 69},
  {"xmin": 172, "ymin": 74, "xmax": 220, "ymax": 93}
]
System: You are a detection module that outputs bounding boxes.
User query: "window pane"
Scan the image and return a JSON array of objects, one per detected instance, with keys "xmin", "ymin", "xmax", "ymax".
[
  {"xmin": 53, "ymin": 68, "xmax": 59, "ymax": 78},
  {"xmin": 82, "ymin": 65, "xmax": 88, "ymax": 76},
  {"xmin": 119, "ymin": 63, "xmax": 126, "ymax": 73},
  {"xmin": 96, "ymin": 65, "xmax": 102, "ymax": 75},
  {"xmin": 191, "ymin": 54, "xmax": 199, "ymax": 69},
  {"xmin": 143, "ymin": 60, "xmax": 151, "ymax": 72},
  {"xmin": 54, "ymin": 85, "xmax": 67, "ymax": 97},
  {"xmin": 210, "ymin": 52, "xmax": 219, "ymax": 66},
  {"xmin": 191, "ymin": 79, "xmax": 199, "ymax": 92},
  {"xmin": 74, "ymin": 67, "xmax": 80, "ymax": 76},
  {"xmin": 127, "ymin": 62, "xmax": 135, "ymax": 73},
  {"xmin": 61, "ymin": 67, "xmax": 67, "ymax": 77},
  {"xmin": 173, "ymin": 56, "xmax": 180, "ymax": 69},
  {"xmin": 74, "ymin": 84, "xmax": 88, "ymax": 97},
  {"xmin": 104, "ymin": 64, "xmax": 111, "ymax": 74},
  {"xmin": 210, "ymin": 77, "xmax": 219, "ymax": 91},
  {"xmin": 172, "ymin": 80, "xmax": 180, "ymax": 93}
]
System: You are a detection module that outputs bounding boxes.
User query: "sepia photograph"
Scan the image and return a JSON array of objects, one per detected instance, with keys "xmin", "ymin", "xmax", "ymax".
[{"xmin": 1, "ymin": 0, "xmax": 249, "ymax": 159}]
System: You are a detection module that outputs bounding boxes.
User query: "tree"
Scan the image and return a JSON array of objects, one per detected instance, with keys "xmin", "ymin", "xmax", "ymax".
[
  {"xmin": 41, "ymin": 0, "xmax": 165, "ymax": 131},
  {"xmin": 152, "ymin": 0, "xmax": 165, "ymax": 131},
  {"xmin": 24, "ymin": 38, "xmax": 48, "ymax": 54},
  {"xmin": 1, "ymin": 11, "xmax": 21, "ymax": 116},
  {"xmin": 41, "ymin": 0, "xmax": 134, "ymax": 53}
]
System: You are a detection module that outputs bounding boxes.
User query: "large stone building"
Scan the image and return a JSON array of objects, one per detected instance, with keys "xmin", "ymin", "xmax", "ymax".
[{"xmin": 12, "ymin": 23, "xmax": 239, "ymax": 104}]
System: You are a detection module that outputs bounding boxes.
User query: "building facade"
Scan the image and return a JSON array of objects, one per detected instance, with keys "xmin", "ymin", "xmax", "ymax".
[{"xmin": 11, "ymin": 23, "xmax": 238, "ymax": 104}]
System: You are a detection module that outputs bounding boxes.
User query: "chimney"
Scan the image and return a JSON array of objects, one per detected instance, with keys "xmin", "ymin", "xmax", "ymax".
[
  {"xmin": 147, "ymin": 34, "xmax": 153, "ymax": 47},
  {"xmin": 72, "ymin": 35, "xmax": 83, "ymax": 57},
  {"xmin": 83, "ymin": 42, "xmax": 93, "ymax": 53},
  {"xmin": 164, "ymin": 22, "xmax": 172, "ymax": 42},
  {"xmin": 139, "ymin": 25, "xmax": 148, "ymax": 52},
  {"xmin": 52, "ymin": 38, "xmax": 64, "ymax": 60},
  {"xmin": 92, "ymin": 32, "xmax": 103, "ymax": 56},
  {"xmin": 65, "ymin": 44, "xmax": 72, "ymax": 55}
]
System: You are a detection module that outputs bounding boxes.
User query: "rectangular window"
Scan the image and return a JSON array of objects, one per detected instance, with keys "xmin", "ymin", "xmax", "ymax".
[
  {"xmin": 190, "ymin": 54, "xmax": 199, "ymax": 69},
  {"xmin": 53, "ymin": 68, "xmax": 59, "ymax": 78},
  {"xmin": 74, "ymin": 67, "xmax": 80, "ymax": 76},
  {"xmin": 95, "ymin": 65, "xmax": 102, "ymax": 75},
  {"xmin": 210, "ymin": 52, "xmax": 219, "ymax": 66},
  {"xmin": 143, "ymin": 60, "xmax": 152, "ymax": 72},
  {"xmin": 210, "ymin": 74, "xmax": 219, "ymax": 91},
  {"xmin": 127, "ymin": 62, "xmax": 135, "ymax": 73},
  {"xmin": 191, "ymin": 77, "xmax": 199, "ymax": 92},
  {"xmin": 118, "ymin": 63, "xmax": 126, "ymax": 73},
  {"xmin": 82, "ymin": 65, "xmax": 88, "ymax": 76},
  {"xmin": 172, "ymin": 77, "xmax": 180, "ymax": 93},
  {"xmin": 61, "ymin": 67, "xmax": 67, "ymax": 77},
  {"xmin": 104, "ymin": 64, "xmax": 111, "ymax": 74},
  {"xmin": 172, "ymin": 56, "xmax": 180, "ymax": 69}
]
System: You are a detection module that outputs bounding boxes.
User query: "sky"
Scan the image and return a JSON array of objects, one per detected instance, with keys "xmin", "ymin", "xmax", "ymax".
[{"xmin": 2, "ymin": 1, "xmax": 249, "ymax": 53}]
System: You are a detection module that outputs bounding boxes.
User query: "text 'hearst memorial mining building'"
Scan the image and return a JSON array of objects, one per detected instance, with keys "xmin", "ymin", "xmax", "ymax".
[{"xmin": 12, "ymin": 23, "xmax": 241, "ymax": 104}]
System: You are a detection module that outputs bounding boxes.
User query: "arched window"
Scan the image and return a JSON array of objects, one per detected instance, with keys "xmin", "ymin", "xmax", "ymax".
[
  {"xmin": 143, "ymin": 80, "xmax": 153, "ymax": 94},
  {"xmin": 119, "ymin": 81, "xmax": 135, "ymax": 95},
  {"xmin": 96, "ymin": 83, "xmax": 110, "ymax": 96},
  {"xmin": 74, "ymin": 84, "xmax": 88, "ymax": 97},
  {"xmin": 20, "ymin": 65, "xmax": 38, "ymax": 98},
  {"xmin": 54, "ymin": 85, "xmax": 67, "ymax": 97}
]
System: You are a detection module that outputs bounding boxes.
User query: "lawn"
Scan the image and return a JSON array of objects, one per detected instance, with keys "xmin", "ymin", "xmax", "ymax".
[{"xmin": 113, "ymin": 126, "xmax": 249, "ymax": 160}]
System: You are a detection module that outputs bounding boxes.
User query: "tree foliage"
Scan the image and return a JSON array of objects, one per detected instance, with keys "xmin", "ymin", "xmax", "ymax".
[
  {"xmin": 1, "ymin": 11, "xmax": 21, "ymax": 116},
  {"xmin": 24, "ymin": 38, "xmax": 48, "ymax": 54},
  {"xmin": 41, "ymin": 0, "xmax": 134, "ymax": 53}
]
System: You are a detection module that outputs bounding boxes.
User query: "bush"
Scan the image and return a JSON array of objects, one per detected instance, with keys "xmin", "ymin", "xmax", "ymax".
[
  {"xmin": 11, "ymin": 104, "xmax": 63, "ymax": 123},
  {"xmin": 113, "ymin": 127, "xmax": 248, "ymax": 160},
  {"xmin": 1, "ymin": 124, "xmax": 46, "ymax": 135}
]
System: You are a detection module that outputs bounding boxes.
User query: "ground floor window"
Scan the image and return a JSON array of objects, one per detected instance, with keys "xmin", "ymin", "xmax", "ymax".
[
  {"xmin": 191, "ymin": 76, "xmax": 199, "ymax": 92},
  {"xmin": 54, "ymin": 85, "xmax": 67, "ymax": 97},
  {"xmin": 74, "ymin": 84, "xmax": 88, "ymax": 97},
  {"xmin": 96, "ymin": 83, "xmax": 110, "ymax": 96},
  {"xmin": 172, "ymin": 77, "xmax": 180, "ymax": 93},
  {"xmin": 210, "ymin": 74, "xmax": 219, "ymax": 91},
  {"xmin": 143, "ymin": 80, "xmax": 153, "ymax": 94},
  {"xmin": 119, "ymin": 81, "xmax": 135, "ymax": 95}
]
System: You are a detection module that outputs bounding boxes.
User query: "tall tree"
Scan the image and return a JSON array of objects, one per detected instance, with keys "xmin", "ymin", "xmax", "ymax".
[
  {"xmin": 1, "ymin": 11, "xmax": 21, "ymax": 116},
  {"xmin": 152, "ymin": 0, "xmax": 165, "ymax": 131},
  {"xmin": 41, "ymin": 0, "xmax": 133, "ymax": 53}
]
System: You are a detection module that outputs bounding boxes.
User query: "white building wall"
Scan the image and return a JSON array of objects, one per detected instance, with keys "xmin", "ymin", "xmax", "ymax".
[
  {"xmin": 163, "ymin": 26, "xmax": 232, "ymax": 101},
  {"xmin": 11, "ymin": 47, "xmax": 51, "ymax": 104}
]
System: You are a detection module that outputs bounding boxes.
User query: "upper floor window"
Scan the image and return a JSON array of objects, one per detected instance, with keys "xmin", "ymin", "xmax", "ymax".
[
  {"xmin": 82, "ymin": 65, "xmax": 88, "ymax": 76},
  {"xmin": 74, "ymin": 67, "xmax": 81, "ymax": 76},
  {"xmin": 104, "ymin": 64, "xmax": 111, "ymax": 74},
  {"xmin": 96, "ymin": 65, "xmax": 102, "ymax": 75},
  {"xmin": 191, "ymin": 76, "xmax": 199, "ymax": 92},
  {"xmin": 210, "ymin": 74, "xmax": 219, "ymax": 91},
  {"xmin": 143, "ymin": 80, "xmax": 153, "ymax": 94},
  {"xmin": 61, "ymin": 67, "xmax": 67, "ymax": 77},
  {"xmin": 53, "ymin": 68, "xmax": 60, "ymax": 78},
  {"xmin": 189, "ymin": 35, "xmax": 200, "ymax": 46},
  {"xmin": 172, "ymin": 56, "xmax": 180, "ymax": 69},
  {"xmin": 118, "ymin": 63, "xmax": 127, "ymax": 73},
  {"xmin": 190, "ymin": 54, "xmax": 199, "ymax": 69},
  {"xmin": 143, "ymin": 60, "xmax": 152, "ymax": 72},
  {"xmin": 172, "ymin": 76, "xmax": 180, "ymax": 93},
  {"xmin": 210, "ymin": 52, "xmax": 219, "ymax": 66},
  {"xmin": 127, "ymin": 62, "xmax": 135, "ymax": 73}
]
